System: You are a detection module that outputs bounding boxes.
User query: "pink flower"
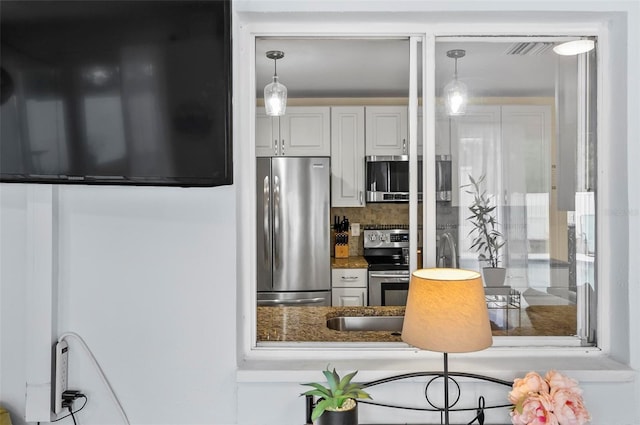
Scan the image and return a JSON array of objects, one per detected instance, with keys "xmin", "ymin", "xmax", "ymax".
[
  {"xmin": 551, "ymin": 388, "xmax": 591, "ymax": 425},
  {"xmin": 509, "ymin": 371, "xmax": 550, "ymax": 405},
  {"xmin": 511, "ymin": 392, "xmax": 558, "ymax": 425},
  {"xmin": 545, "ymin": 370, "xmax": 582, "ymax": 395}
]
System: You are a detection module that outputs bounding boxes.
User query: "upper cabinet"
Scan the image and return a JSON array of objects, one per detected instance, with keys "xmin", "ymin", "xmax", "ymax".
[
  {"xmin": 365, "ymin": 106, "xmax": 408, "ymax": 156},
  {"xmin": 256, "ymin": 106, "xmax": 331, "ymax": 157},
  {"xmin": 331, "ymin": 107, "xmax": 365, "ymax": 207}
]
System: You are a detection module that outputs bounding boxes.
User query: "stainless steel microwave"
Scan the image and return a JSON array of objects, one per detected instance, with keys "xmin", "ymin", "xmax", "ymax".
[{"xmin": 365, "ymin": 155, "xmax": 451, "ymax": 202}]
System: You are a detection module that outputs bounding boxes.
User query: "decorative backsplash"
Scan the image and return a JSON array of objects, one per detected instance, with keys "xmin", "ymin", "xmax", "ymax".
[
  {"xmin": 331, "ymin": 204, "xmax": 412, "ymax": 256},
  {"xmin": 331, "ymin": 203, "xmax": 459, "ymax": 257}
]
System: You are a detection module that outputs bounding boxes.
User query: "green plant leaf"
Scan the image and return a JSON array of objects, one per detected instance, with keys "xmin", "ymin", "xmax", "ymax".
[
  {"xmin": 303, "ymin": 367, "xmax": 371, "ymax": 420},
  {"xmin": 339, "ymin": 370, "xmax": 357, "ymax": 388},
  {"xmin": 323, "ymin": 368, "xmax": 339, "ymax": 391},
  {"xmin": 312, "ymin": 398, "xmax": 332, "ymax": 421}
]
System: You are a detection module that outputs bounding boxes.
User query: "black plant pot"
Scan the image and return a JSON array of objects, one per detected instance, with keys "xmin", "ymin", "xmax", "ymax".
[{"xmin": 316, "ymin": 401, "xmax": 358, "ymax": 425}]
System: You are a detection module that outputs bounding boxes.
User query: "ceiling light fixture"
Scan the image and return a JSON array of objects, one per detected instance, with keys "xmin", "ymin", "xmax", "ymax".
[
  {"xmin": 264, "ymin": 50, "xmax": 287, "ymax": 116},
  {"xmin": 444, "ymin": 49, "xmax": 468, "ymax": 116},
  {"xmin": 553, "ymin": 39, "xmax": 595, "ymax": 56}
]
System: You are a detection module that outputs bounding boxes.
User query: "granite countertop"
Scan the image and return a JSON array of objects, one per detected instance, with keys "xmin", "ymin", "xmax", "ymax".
[
  {"xmin": 256, "ymin": 304, "xmax": 578, "ymax": 342},
  {"xmin": 331, "ymin": 256, "xmax": 368, "ymax": 269},
  {"xmin": 257, "ymin": 306, "xmax": 405, "ymax": 342}
]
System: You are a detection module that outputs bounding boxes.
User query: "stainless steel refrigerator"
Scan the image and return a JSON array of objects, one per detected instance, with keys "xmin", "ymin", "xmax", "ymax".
[{"xmin": 256, "ymin": 157, "xmax": 331, "ymax": 306}]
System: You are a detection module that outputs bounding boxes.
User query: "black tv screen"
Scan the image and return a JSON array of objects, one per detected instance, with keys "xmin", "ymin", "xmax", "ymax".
[{"xmin": 0, "ymin": 0, "xmax": 232, "ymax": 187}]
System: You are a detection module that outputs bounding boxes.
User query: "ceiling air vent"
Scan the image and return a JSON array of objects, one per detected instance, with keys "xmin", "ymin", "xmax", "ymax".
[{"xmin": 504, "ymin": 42, "xmax": 554, "ymax": 56}]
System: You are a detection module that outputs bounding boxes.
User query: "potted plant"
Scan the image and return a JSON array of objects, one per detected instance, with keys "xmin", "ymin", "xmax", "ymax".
[
  {"xmin": 301, "ymin": 367, "xmax": 372, "ymax": 425},
  {"xmin": 462, "ymin": 174, "xmax": 507, "ymax": 286}
]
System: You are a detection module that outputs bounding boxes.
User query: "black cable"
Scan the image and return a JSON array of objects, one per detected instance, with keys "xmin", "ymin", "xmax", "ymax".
[
  {"xmin": 52, "ymin": 395, "xmax": 87, "ymax": 423},
  {"xmin": 68, "ymin": 405, "xmax": 78, "ymax": 425}
]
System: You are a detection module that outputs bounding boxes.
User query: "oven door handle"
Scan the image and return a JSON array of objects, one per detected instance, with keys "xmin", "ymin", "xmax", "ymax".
[{"xmin": 369, "ymin": 273, "xmax": 410, "ymax": 280}]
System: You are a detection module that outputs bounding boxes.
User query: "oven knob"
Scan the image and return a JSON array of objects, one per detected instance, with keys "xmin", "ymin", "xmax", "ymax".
[{"xmin": 369, "ymin": 234, "xmax": 377, "ymax": 241}]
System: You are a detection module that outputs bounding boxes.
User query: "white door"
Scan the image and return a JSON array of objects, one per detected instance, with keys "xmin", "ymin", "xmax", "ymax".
[
  {"xmin": 501, "ymin": 105, "xmax": 552, "ymax": 287},
  {"xmin": 452, "ymin": 105, "xmax": 502, "ymax": 269}
]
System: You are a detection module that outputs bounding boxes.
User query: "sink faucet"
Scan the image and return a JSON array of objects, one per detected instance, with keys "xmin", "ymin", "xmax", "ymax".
[{"xmin": 437, "ymin": 232, "xmax": 457, "ymax": 268}]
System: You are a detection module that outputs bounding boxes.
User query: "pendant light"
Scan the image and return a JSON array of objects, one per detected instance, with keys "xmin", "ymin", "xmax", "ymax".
[
  {"xmin": 264, "ymin": 50, "xmax": 287, "ymax": 116},
  {"xmin": 444, "ymin": 49, "xmax": 468, "ymax": 116}
]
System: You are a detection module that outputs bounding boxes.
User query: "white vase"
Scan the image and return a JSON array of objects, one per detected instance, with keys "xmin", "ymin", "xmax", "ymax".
[{"xmin": 482, "ymin": 267, "xmax": 506, "ymax": 287}]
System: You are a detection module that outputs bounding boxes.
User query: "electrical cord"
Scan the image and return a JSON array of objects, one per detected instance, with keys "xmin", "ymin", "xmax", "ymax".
[
  {"xmin": 68, "ymin": 405, "xmax": 78, "ymax": 425},
  {"xmin": 58, "ymin": 332, "xmax": 130, "ymax": 425},
  {"xmin": 52, "ymin": 394, "xmax": 87, "ymax": 423}
]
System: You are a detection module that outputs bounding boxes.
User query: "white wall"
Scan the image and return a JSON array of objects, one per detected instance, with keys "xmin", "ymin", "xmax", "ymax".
[
  {"xmin": 1, "ymin": 1, "xmax": 639, "ymax": 425},
  {"xmin": 1, "ymin": 184, "xmax": 238, "ymax": 425}
]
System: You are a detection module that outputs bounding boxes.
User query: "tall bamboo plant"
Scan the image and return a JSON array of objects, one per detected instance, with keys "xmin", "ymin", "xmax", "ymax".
[{"xmin": 462, "ymin": 174, "xmax": 505, "ymax": 268}]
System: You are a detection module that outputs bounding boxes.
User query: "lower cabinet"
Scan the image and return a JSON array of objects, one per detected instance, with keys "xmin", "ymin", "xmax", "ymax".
[
  {"xmin": 331, "ymin": 268, "xmax": 367, "ymax": 307},
  {"xmin": 332, "ymin": 287, "xmax": 367, "ymax": 307}
]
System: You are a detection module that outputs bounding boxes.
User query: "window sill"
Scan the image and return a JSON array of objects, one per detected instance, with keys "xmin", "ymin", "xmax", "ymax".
[{"xmin": 237, "ymin": 346, "xmax": 635, "ymax": 384}]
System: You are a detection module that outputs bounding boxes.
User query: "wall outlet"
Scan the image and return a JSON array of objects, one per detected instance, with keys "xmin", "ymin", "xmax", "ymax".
[
  {"xmin": 351, "ymin": 222, "xmax": 360, "ymax": 237},
  {"xmin": 52, "ymin": 340, "xmax": 69, "ymax": 415}
]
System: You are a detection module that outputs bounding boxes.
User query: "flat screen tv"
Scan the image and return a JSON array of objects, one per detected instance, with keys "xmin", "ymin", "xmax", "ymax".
[{"xmin": 0, "ymin": 0, "xmax": 232, "ymax": 187}]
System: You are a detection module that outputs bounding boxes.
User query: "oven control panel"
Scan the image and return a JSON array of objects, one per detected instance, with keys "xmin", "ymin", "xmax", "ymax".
[{"xmin": 364, "ymin": 229, "xmax": 410, "ymax": 249}]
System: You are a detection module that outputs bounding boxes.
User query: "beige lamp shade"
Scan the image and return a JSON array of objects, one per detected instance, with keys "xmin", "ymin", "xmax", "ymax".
[{"xmin": 402, "ymin": 268, "xmax": 493, "ymax": 353}]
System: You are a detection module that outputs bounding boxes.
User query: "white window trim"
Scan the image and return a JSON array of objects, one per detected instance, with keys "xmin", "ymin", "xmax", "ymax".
[{"xmin": 234, "ymin": 15, "xmax": 632, "ymax": 381}]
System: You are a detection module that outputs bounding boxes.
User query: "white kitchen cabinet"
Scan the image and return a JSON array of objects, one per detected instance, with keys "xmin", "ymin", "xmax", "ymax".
[
  {"xmin": 365, "ymin": 106, "xmax": 408, "ymax": 156},
  {"xmin": 332, "ymin": 287, "xmax": 367, "ymax": 307},
  {"xmin": 331, "ymin": 268, "xmax": 367, "ymax": 306},
  {"xmin": 331, "ymin": 107, "xmax": 365, "ymax": 207},
  {"xmin": 255, "ymin": 106, "xmax": 331, "ymax": 157},
  {"xmin": 256, "ymin": 109, "xmax": 277, "ymax": 156}
]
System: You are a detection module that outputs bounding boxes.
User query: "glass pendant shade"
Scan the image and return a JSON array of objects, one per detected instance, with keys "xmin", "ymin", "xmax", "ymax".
[
  {"xmin": 444, "ymin": 77, "xmax": 468, "ymax": 116},
  {"xmin": 264, "ymin": 75, "xmax": 287, "ymax": 116}
]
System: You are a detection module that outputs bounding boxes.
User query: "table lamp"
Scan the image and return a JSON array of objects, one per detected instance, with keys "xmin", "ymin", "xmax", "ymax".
[{"xmin": 402, "ymin": 268, "xmax": 493, "ymax": 425}]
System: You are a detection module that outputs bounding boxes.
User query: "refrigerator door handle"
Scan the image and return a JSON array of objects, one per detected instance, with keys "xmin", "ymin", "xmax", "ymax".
[
  {"xmin": 257, "ymin": 297, "xmax": 327, "ymax": 306},
  {"xmin": 263, "ymin": 175, "xmax": 270, "ymax": 266},
  {"xmin": 273, "ymin": 174, "xmax": 280, "ymax": 269}
]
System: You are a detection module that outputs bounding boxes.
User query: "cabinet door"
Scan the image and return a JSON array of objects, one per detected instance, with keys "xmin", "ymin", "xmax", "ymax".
[
  {"xmin": 331, "ymin": 107, "xmax": 365, "ymax": 207},
  {"xmin": 365, "ymin": 106, "xmax": 408, "ymax": 156},
  {"xmin": 256, "ymin": 107, "xmax": 278, "ymax": 157},
  {"xmin": 332, "ymin": 287, "xmax": 367, "ymax": 307},
  {"xmin": 280, "ymin": 106, "xmax": 331, "ymax": 156}
]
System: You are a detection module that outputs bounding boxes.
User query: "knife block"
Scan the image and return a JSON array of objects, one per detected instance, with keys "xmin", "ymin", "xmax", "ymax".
[{"xmin": 334, "ymin": 232, "xmax": 349, "ymax": 258}]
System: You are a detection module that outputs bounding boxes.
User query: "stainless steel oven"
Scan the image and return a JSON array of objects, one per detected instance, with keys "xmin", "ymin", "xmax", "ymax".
[
  {"xmin": 368, "ymin": 269, "xmax": 410, "ymax": 306},
  {"xmin": 364, "ymin": 227, "xmax": 410, "ymax": 306}
]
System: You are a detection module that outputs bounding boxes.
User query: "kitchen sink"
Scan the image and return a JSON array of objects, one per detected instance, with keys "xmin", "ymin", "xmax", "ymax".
[{"xmin": 326, "ymin": 316, "xmax": 404, "ymax": 332}]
